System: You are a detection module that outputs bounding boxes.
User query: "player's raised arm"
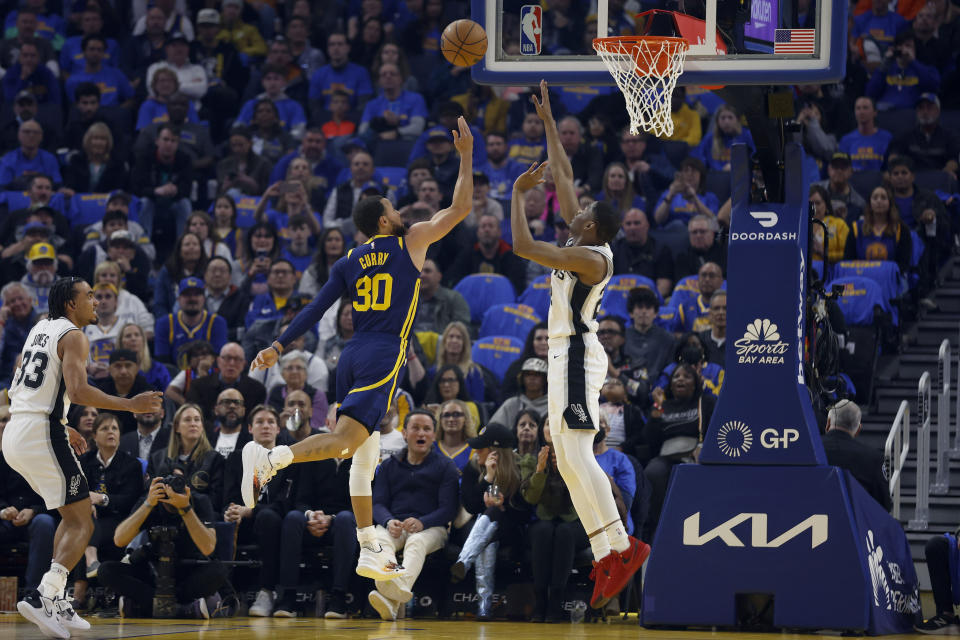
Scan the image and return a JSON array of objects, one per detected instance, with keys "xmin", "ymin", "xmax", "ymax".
[
  {"xmin": 531, "ymin": 79, "xmax": 579, "ymax": 225},
  {"xmin": 59, "ymin": 331, "xmax": 162, "ymax": 413},
  {"xmin": 511, "ymin": 162, "xmax": 606, "ymax": 284},
  {"xmin": 406, "ymin": 116, "xmax": 474, "ymax": 261}
]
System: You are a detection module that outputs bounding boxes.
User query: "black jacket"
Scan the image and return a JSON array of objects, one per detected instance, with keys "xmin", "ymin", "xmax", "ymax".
[
  {"xmin": 63, "ymin": 152, "xmax": 128, "ymax": 193},
  {"xmin": 79, "ymin": 448, "xmax": 145, "ymax": 519},
  {"xmin": 148, "ymin": 449, "xmax": 225, "ymax": 514},
  {"xmin": 673, "ymin": 240, "xmax": 728, "ymax": 281},
  {"xmin": 211, "ymin": 285, "xmax": 251, "ymax": 341},
  {"xmin": 185, "ymin": 373, "xmax": 266, "ymax": 427},
  {"xmin": 822, "ymin": 429, "xmax": 892, "ymax": 511},
  {"xmin": 130, "ymin": 148, "xmax": 194, "ymax": 201},
  {"xmin": 118, "ymin": 426, "xmax": 171, "ymax": 461},
  {"xmin": 292, "ymin": 458, "xmax": 352, "ymax": 514}
]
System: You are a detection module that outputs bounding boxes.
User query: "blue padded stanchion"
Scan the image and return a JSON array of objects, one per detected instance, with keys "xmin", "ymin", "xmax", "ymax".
[{"xmin": 641, "ymin": 143, "xmax": 920, "ymax": 634}]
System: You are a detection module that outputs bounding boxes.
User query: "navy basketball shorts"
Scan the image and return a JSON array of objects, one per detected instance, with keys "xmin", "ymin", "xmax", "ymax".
[{"xmin": 336, "ymin": 333, "xmax": 406, "ymax": 433}]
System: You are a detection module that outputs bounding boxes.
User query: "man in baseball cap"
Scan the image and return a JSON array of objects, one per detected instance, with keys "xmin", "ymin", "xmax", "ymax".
[
  {"xmin": 489, "ymin": 358, "xmax": 549, "ymax": 430},
  {"xmin": 888, "ymin": 92, "xmax": 959, "ymax": 177},
  {"xmin": 21, "ymin": 242, "xmax": 58, "ymax": 314}
]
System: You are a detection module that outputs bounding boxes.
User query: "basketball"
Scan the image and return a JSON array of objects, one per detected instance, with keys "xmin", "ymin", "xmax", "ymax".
[{"xmin": 441, "ymin": 19, "xmax": 487, "ymax": 67}]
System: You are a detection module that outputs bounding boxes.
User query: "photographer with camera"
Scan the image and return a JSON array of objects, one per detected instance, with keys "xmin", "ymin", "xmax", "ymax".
[
  {"xmin": 866, "ymin": 29, "xmax": 941, "ymax": 112},
  {"xmin": 98, "ymin": 471, "xmax": 226, "ymax": 618}
]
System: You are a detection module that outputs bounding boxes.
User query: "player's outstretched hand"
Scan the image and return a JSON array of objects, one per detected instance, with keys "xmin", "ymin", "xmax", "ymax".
[
  {"xmin": 129, "ymin": 391, "xmax": 163, "ymax": 414},
  {"xmin": 451, "ymin": 116, "xmax": 473, "ymax": 157},
  {"xmin": 250, "ymin": 346, "xmax": 279, "ymax": 372},
  {"xmin": 530, "ymin": 79, "xmax": 554, "ymax": 122},
  {"xmin": 514, "ymin": 161, "xmax": 549, "ymax": 192}
]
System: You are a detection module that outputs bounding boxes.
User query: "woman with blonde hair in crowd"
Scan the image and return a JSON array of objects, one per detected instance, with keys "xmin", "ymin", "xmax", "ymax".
[
  {"xmin": 94, "ymin": 261, "xmax": 154, "ymax": 339},
  {"xmin": 434, "ymin": 398, "xmax": 477, "ymax": 471},
  {"xmin": 64, "ymin": 122, "xmax": 127, "ymax": 193},
  {"xmin": 695, "ymin": 103, "xmax": 755, "ymax": 171},
  {"xmin": 117, "ymin": 322, "xmax": 172, "ymax": 392},
  {"xmin": 452, "ymin": 423, "xmax": 528, "ymax": 619},
  {"xmin": 147, "ymin": 404, "xmax": 224, "ymax": 512},
  {"xmin": 597, "ymin": 162, "xmax": 645, "ymax": 214},
  {"xmin": 430, "ymin": 321, "xmax": 499, "ymax": 404}
]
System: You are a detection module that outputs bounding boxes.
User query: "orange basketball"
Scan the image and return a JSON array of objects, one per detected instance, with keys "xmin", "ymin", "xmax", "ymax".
[{"xmin": 441, "ymin": 19, "xmax": 488, "ymax": 67}]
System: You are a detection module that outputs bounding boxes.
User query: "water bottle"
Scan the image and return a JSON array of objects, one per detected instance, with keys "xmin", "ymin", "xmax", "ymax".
[
  {"xmin": 286, "ymin": 407, "xmax": 302, "ymax": 432},
  {"xmin": 570, "ymin": 600, "xmax": 587, "ymax": 623}
]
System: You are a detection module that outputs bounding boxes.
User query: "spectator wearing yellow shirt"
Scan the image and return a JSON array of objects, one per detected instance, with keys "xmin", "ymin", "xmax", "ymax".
[
  {"xmin": 810, "ymin": 184, "xmax": 849, "ymax": 264},
  {"xmin": 217, "ymin": 0, "xmax": 267, "ymax": 59},
  {"xmin": 666, "ymin": 87, "xmax": 702, "ymax": 147}
]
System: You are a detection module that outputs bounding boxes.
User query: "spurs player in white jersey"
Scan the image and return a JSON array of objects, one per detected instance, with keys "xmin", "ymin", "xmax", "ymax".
[
  {"xmin": 511, "ymin": 81, "xmax": 650, "ymax": 612},
  {"xmin": 2, "ymin": 277, "xmax": 162, "ymax": 638}
]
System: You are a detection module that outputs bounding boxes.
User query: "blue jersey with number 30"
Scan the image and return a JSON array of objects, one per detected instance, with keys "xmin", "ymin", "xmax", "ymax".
[{"xmin": 329, "ymin": 234, "xmax": 421, "ymax": 337}]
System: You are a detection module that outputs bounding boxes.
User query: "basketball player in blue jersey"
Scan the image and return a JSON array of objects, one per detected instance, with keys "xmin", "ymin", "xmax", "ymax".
[
  {"xmin": 513, "ymin": 81, "xmax": 650, "ymax": 611},
  {"xmin": 242, "ymin": 117, "xmax": 473, "ymax": 582}
]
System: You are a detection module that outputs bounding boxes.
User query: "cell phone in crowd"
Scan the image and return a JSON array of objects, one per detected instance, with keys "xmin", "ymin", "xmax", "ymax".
[{"xmin": 281, "ymin": 181, "xmax": 299, "ymax": 194}]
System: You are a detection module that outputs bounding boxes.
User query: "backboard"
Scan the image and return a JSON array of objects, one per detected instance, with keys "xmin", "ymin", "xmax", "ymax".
[{"xmin": 471, "ymin": 0, "xmax": 847, "ymax": 87}]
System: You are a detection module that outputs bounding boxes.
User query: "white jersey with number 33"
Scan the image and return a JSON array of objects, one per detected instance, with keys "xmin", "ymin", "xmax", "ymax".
[
  {"xmin": 547, "ymin": 243, "xmax": 613, "ymax": 339},
  {"xmin": 9, "ymin": 317, "xmax": 80, "ymax": 421}
]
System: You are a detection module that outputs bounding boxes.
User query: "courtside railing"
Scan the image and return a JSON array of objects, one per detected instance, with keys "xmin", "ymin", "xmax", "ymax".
[
  {"xmin": 885, "ymin": 400, "xmax": 910, "ymax": 521},
  {"xmin": 933, "ymin": 340, "xmax": 952, "ymax": 494},
  {"xmin": 908, "ymin": 372, "xmax": 932, "ymax": 530}
]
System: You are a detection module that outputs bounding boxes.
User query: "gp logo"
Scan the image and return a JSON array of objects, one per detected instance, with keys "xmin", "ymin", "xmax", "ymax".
[{"xmin": 760, "ymin": 428, "xmax": 800, "ymax": 449}]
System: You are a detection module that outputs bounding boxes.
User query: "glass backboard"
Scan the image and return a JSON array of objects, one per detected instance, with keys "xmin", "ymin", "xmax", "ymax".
[{"xmin": 471, "ymin": 0, "xmax": 846, "ymax": 87}]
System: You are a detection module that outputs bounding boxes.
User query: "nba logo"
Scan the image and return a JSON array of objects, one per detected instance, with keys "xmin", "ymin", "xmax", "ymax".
[{"xmin": 520, "ymin": 5, "xmax": 542, "ymax": 55}]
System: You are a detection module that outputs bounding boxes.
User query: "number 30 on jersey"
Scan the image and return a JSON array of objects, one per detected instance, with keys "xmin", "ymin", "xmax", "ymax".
[{"xmin": 354, "ymin": 274, "xmax": 394, "ymax": 311}]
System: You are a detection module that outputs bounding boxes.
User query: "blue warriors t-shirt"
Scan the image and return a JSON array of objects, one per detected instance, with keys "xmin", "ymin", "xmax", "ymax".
[
  {"xmin": 839, "ymin": 129, "xmax": 892, "ymax": 172},
  {"xmin": 308, "ymin": 63, "xmax": 374, "ymax": 110},
  {"xmin": 136, "ymin": 98, "xmax": 200, "ymax": 130},
  {"xmin": 61, "ymin": 37, "xmax": 121, "ymax": 73},
  {"xmin": 360, "ymin": 91, "xmax": 428, "ymax": 129},
  {"xmin": 851, "ymin": 219, "xmax": 900, "ymax": 262},
  {"xmin": 480, "ymin": 159, "xmax": 526, "ymax": 200},
  {"xmin": 653, "ymin": 190, "xmax": 720, "ymax": 226},
  {"xmin": 852, "ymin": 11, "xmax": 908, "ymax": 53},
  {"xmin": 236, "ymin": 96, "xmax": 307, "ymax": 133},
  {"xmin": 65, "ymin": 67, "xmax": 133, "ymax": 106}
]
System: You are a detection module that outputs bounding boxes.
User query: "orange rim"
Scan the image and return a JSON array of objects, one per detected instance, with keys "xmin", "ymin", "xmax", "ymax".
[{"xmin": 593, "ymin": 36, "xmax": 689, "ymax": 76}]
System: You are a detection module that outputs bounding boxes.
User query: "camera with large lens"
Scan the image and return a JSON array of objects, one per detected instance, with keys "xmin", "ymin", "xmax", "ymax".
[
  {"xmin": 148, "ymin": 526, "xmax": 179, "ymax": 618},
  {"xmin": 162, "ymin": 474, "xmax": 187, "ymax": 494}
]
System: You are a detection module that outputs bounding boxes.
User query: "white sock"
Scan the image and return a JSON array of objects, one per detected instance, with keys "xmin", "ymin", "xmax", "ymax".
[
  {"xmin": 268, "ymin": 445, "xmax": 294, "ymax": 469},
  {"xmin": 357, "ymin": 525, "xmax": 381, "ymax": 552},
  {"xmin": 38, "ymin": 562, "xmax": 69, "ymax": 599},
  {"xmin": 604, "ymin": 520, "xmax": 630, "ymax": 553},
  {"xmin": 589, "ymin": 531, "xmax": 612, "ymax": 562}
]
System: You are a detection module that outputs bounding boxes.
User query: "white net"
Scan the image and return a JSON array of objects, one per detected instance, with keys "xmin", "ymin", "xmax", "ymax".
[{"xmin": 593, "ymin": 37, "xmax": 689, "ymax": 138}]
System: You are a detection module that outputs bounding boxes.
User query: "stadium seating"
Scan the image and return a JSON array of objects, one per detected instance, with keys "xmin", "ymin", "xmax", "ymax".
[
  {"xmin": 454, "ymin": 274, "xmax": 516, "ymax": 324},
  {"xmin": 518, "ymin": 274, "xmax": 551, "ymax": 320},
  {"xmin": 479, "ymin": 303, "xmax": 541, "ymax": 340},
  {"xmin": 471, "ymin": 335, "xmax": 524, "ymax": 382}
]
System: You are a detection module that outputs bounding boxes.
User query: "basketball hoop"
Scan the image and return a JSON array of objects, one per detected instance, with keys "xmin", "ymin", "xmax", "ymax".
[{"xmin": 593, "ymin": 36, "xmax": 689, "ymax": 138}]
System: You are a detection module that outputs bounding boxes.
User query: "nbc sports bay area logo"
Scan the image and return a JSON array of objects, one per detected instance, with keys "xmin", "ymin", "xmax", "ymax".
[
  {"xmin": 717, "ymin": 421, "xmax": 753, "ymax": 457},
  {"xmin": 734, "ymin": 319, "xmax": 790, "ymax": 365}
]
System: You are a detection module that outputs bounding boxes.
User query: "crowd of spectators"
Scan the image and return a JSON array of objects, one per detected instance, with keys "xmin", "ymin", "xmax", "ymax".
[{"xmin": 0, "ymin": 0, "xmax": 957, "ymax": 624}]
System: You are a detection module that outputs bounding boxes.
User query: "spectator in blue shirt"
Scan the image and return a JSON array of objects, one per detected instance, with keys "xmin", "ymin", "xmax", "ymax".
[
  {"xmin": 236, "ymin": 64, "xmax": 307, "ymax": 140},
  {"xmin": 407, "ymin": 100, "xmax": 487, "ymax": 167},
  {"xmin": 308, "ymin": 32, "xmax": 374, "ymax": 118},
  {"xmin": 65, "ymin": 35, "xmax": 134, "ymax": 108},
  {"xmin": 136, "ymin": 67, "xmax": 200, "ymax": 130},
  {"xmin": 480, "ymin": 132, "xmax": 525, "ymax": 200},
  {"xmin": 596, "ymin": 162, "xmax": 646, "ymax": 215},
  {"xmin": 866, "ymin": 29, "xmax": 940, "ymax": 111},
  {"xmin": 4, "ymin": 9, "xmax": 65, "ymax": 48},
  {"xmin": 359, "ymin": 63, "xmax": 428, "ymax": 142},
  {"xmin": 0, "ymin": 282, "xmax": 39, "ymax": 389},
  {"xmin": 852, "ymin": 0, "xmax": 909, "ymax": 57},
  {"xmin": 60, "ymin": 6, "xmax": 119, "ymax": 73},
  {"xmin": 838, "ymin": 96, "xmax": 893, "ymax": 172},
  {"xmin": 0, "ymin": 120, "xmax": 61, "ymax": 189},
  {"xmin": 245, "ymin": 259, "xmax": 299, "ymax": 329},
  {"xmin": 509, "ymin": 112, "xmax": 547, "ymax": 166},
  {"xmin": 693, "ymin": 104, "xmax": 755, "ymax": 171},
  {"xmin": 652, "ymin": 157, "xmax": 719, "ymax": 230},
  {"xmin": 367, "ymin": 410, "xmax": 460, "ymax": 621},
  {"xmin": 154, "ymin": 277, "xmax": 228, "ymax": 364},
  {"xmin": 269, "ymin": 128, "xmax": 343, "ymax": 192},
  {"xmin": 1, "ymin": 39, "xmax": 60, "ymax": 105}
]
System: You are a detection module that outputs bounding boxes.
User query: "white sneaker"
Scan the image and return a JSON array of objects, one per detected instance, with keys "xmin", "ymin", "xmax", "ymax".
[
  {"xmin": 367, "ymin": 590, "xmax": 398, "ymax": 621},
  {"xmin": 54, "ymin": 598, "xmax": 90, "ymax": 631},
  {"xmin": 356, "ymin": 546, "xmax": 406, "ymax": 581},
  {"xmin": 17, "ymin": 591, "xmax": 70, "ymax": 639},
  {"xmin": 241, "ymin": 442, "xmax": 279, "ymax": 508},
  {"xmin": 248, "ymin": 589, "xmax": 275, "ymax": 617}
]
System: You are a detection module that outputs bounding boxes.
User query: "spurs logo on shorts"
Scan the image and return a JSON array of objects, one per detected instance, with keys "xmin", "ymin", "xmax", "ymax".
[
  {"xmin": 69, "ymin": 475, "xmax": 81, "ymax": 497},
  {"xmin": 570, "ymin": 404, "xmax": 589, "ymax": 423}
]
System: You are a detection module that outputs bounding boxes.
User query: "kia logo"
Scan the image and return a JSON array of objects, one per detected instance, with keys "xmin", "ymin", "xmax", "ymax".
[{"xmin": 750, "ymin": 211, "xmax": 778, "ymax": 228}]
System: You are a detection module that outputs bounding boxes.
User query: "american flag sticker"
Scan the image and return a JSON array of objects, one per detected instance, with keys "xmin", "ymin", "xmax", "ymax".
[{"xmin": 774, "ymin": 29, "xmax": 816, "ymax": 55}]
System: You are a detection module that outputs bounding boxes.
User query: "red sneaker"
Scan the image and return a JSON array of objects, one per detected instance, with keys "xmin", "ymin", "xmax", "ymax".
[
  {"xmin": 601, "ymin": 536, "xmax": 651, "ymax": 599},
  {"xmin": 588, "ymin": 555, "xmax": 615, "ymax": 609}
]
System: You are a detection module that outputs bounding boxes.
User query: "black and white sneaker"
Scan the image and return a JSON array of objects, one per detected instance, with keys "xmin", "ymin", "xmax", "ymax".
[
  {"xmin": 916, "ymin": 613, "xmax": 960, "ymax": 635},
  {"xmin": 17, "ymin": 590, "xmax": 70, "ymax": 639},
  {"xmin": 55, "ymin": 597, "xmax": 91, "ymax": 632}
]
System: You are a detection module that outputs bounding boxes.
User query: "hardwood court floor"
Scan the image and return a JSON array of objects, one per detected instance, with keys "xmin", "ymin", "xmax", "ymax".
[{"xmin": 0, "ymin": 614, "xmax": 935, "ymax": 639}]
